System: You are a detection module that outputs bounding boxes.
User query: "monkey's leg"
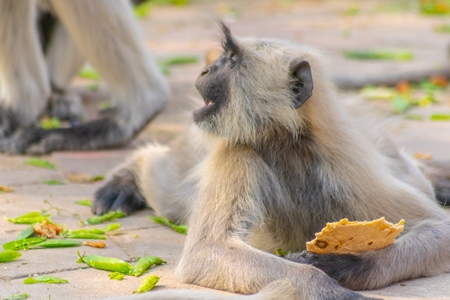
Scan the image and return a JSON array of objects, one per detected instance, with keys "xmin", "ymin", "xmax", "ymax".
[
  {"xmin": 286, "ymin": 218, "xmax": 450, "ymax": 290},
  {"xmin": 45, "ymin": 21, "xmax": 85, "ymax": 121},
  {"xmin": 0, "ymin": 0, "xmax": 50, "ymax": 138},
  {"xmin": 0, "ymin": 0, "xmax": 169, "ymax": 154},
  {"xmin": 175, "ymin": 146, "xmax": 373, "ymax": 300}
]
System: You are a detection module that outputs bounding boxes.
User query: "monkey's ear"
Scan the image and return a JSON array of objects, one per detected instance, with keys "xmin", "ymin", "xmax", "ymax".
[{"xmin": 290, "ymin": 60, "xmax": 313, "ymax": 109}]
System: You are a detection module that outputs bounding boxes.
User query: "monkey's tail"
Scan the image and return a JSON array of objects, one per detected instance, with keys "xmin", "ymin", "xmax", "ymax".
[
  {"xmin": 420, "ymin": 160, "xmax": 450, "ymax": 207},
  {"xmin": 106, "ymin": 279, "xmax": 299, "ymax": 300}
]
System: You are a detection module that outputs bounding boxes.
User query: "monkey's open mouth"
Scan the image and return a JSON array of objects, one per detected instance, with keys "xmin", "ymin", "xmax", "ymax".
[{"xmin": 193, "ymin": 97, "xmax": 218, "ymax": 123}]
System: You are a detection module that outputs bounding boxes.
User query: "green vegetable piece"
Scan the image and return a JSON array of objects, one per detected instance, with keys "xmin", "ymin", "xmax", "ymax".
[
  {"xmin": 85, "ymin": 211, "xmax": 126, "ymax": 225},
  {"xmin": 24, "ymin": 275, "xmax": 68, "ymax": 284},
  {"xmin": 133, "ymin": 1, "xmax": 152, "ymax": 19},
  {"xmin": 159, "ymin": 65, "xmax": 170, "ymax": 76},
  {"xmin": 68, "ymin": 228, "xmax": 105, "ymax": 235},
  {"xmin": 108, "ymin": 272, "xmax": 125, "ymax": 280},
  {"xmin": 91, "ymin": 175, "xmax": 105, "ymax": 182},
  {"xmin": 133, "ymin": 275, "xmax": 160, "ymax": 293},
  {"xmin": 3, "ymin": 237, "xmax": 45, "ymax": 251},
  {"xmin": 75, "ymin": 199, "xmax": 93, "ymax": 207},
  {"xmin": 102, "ymin": 223, "xmax": 121, "ymax": 233},
  {"xmin": 3, "ymin": 293, "xmax": 29, "ymax": 300},
  {"xmin": 430, "ymin": 113, "xmax": 450, "ymax": 121},
  {"xmin": 404, "ymin": 114, "xmax": 424, "ymax": 121},
  {"xmin": 78, "ymin": 65, "xmax": 101, "ymax": 80},
  {"xmin": 435, "ymin": 24, "xmax": 450, "ymax": 33},
  {"xmin": 40, "ymin": 117, "xmax": 61, "ymax": 130},
  {"xmin": 29, "ymin": 239, "xmax": 82, "ymax": 249},
  {"xmin": 77, "ymin": 252, "xmax": 132, "ymax": 274},
  {"xmin": 16, "ymin": 226, "xmax": 35, "ymax": 240},
  {"xmin": 44, "ymin": 180, "xmax": 66, "ymax": 185},
  {"xmin": 131, "ymin": 256, "xmax": 166, "ymax": 277},
  {"xmin": 274, "ymin": 249, "xmax": 287, "ymax": 257},
  {"xmin": 0, "ymin": 250, "xmax": 21, "ymax": 263},
  {"xmin": 149, "ymin": 216, "xmax": 187, "ymax": 234},
  {"xmin": 159, "ymin": 56, "xmax": 198, "ymax": 66},
  {"xmin": 392, "ymin": 94, "xmax": 410, "ymax": 113},
  {"xmin": 66, "ymin": 232, "xmax": 106, "ymax": 240},
  {"xmin": 88, "ymin": 83, "xmax": 100, "ymax": 91},
  {"xmin": 25, "ymin": 158, "xmax": 56, "ymax": 170},
  {"xmin": 343, "ymin": 49, "xmax": 413, "ymax": 61},
  {"xmin": 5, "ymin": 212, "xmax": 50, "ymax": 224}
]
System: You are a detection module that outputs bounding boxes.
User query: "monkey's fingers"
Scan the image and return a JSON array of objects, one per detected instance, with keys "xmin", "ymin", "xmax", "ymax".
[
  {"xmin": 92, "ymin": 170, "xmax": 147, "ymax": 216},
  {"xmin": 285, "ymin": 251, "xmax": 373, "ymax": 290}
]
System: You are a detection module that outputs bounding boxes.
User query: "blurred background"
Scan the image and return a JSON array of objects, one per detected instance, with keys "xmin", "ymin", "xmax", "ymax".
[{"xmin": 74, "ymin": 0, "xmax": 450, "ymax": 157}]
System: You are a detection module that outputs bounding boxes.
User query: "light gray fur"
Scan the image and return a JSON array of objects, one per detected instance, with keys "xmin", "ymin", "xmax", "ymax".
[
  {"xmin": 0, "ymin": 0, "xmax": 169, "ymax": 153},
  {"xmin": 48, "ymin": 0, "xmax": 169, "ymax": 134},
  {"xmin": 95, "ymin": 33, "xmax": 450, "ymax": 299},
  {"xmin": 0, "ymin": 0, "xmax": 50, "ymax": 127}
]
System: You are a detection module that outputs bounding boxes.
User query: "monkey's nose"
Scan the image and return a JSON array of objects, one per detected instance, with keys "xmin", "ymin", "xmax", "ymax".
[{"xmin": 200, "ymin": 67, "xmax": 210, "ymax": 77}]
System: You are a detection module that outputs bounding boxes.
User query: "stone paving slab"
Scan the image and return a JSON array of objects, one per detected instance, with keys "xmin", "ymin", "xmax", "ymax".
[{"xmin": 2, "ymin": 0, "xmax": 450, "ymax": 299}]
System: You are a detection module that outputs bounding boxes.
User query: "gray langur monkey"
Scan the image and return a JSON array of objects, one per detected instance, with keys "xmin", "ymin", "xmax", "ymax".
[
  {"xmin": 92, "ymin": 23, "xmax": 450, "ymax": 300},
  {"xmin": 0, "ymin": 0, "xmax": 169, "ymax": 154}
]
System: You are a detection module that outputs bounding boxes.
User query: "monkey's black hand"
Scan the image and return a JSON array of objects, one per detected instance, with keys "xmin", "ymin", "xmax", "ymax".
[
  {"xmin": 92, "ymin": 169, "xmax": 147, "ymax": 216},
  {"xmin": 285, "ymin": 251, "xmax": 373, "ymax": 290},
  {"xmin": 0, "ymin": 106, "xmax": 19, "ymax": 139}
]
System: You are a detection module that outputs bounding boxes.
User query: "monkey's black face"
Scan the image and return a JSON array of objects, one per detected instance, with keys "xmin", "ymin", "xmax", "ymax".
[
  {"xmin": 193, "ymin": 55, "xmax": 232, "ymax": 124},
  {"xmin": 193, "ymin": 22, "xmax": 241, "ymax": 125}
]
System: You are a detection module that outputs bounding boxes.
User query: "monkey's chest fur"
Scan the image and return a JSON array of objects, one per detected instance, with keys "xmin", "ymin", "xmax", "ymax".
[{"xmin": 245, "ymin": 138, "xmax": 363, "ymax": 252}]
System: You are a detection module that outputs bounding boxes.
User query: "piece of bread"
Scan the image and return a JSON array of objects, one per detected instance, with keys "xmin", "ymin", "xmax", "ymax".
[{"xmin": 306, "ymin": 217, "xmax": 405, "ymax": 254}]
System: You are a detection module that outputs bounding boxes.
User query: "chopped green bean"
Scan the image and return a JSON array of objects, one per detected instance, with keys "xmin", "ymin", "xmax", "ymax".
[
  {"xmin": 16, "ymin": 226, "xmax": 35, "ymax": 240},
  {"xmin": 3, "ymin": 293, "xmax": 29, "ymax": 300},
  {"xmin": 102, "ymin": 223, "xmax": 121, "ymax": 233},
  {"xmin": 0, "ymin": 250, "xmax": 21, "ymax": 263},
  {"xmin": 25, "ymin": 158, "xmax": 56, "ymax": 170},
  {"xmin": 44, "ymin": 180, "xmax": 66, "ymax": 185},
  {"xmin": 343, "ymin": 49, "xmax": 413, "ymax": 61},
  {"xmin": 131, "ymin": 256, "xmax": 166, "ymax": 277},
  {"xmin": 2, "ymin": 237, "xmax": 45, "ymax": 251},
  {"xmin": 67, "ymin": 228, "xmax": 105, "ymax": 235},
  {"xmin": 5, "ymin": 212, "xmax": 50, "ymax": 224},
  {"xmin": 29, "ymin": 239, "xmax": 82, "ymax": 249},
  {"xmin": 108, "ymin": 272, "xmax": 125, "ymax": 280},
  {"xmin": 24, "ymin": 276, "xmax": 68, "ymax": 284},
  {"xmin": 149, "ymin": 216, "xmax": 187, "ymax": 234},
  {"xmin": 84, "ymin": 211, "xmax": 125, "ymax": 225},
  {"xmin": 133, "ymin": 275, "xmax": 160, "ymax": 293},
  {"xmin": 66, "ymin": 232, "xmax": 106, "ymax": 240},
  {"xmin": 75, "ymin": 199, "xmax": 93, "ymax": 207},
  {"xmin": 77, "ymin": 252, "xmax": 132, "ymax": 274}
]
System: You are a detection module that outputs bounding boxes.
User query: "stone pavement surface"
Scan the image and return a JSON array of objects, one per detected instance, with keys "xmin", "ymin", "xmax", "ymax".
[{"xmin": 1, "ymin": 0, "xmax": 450, "ymax": 299}]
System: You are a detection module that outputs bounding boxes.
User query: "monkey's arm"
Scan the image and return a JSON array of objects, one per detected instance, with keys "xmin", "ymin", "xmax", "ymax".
[{"xmin": 176, "ymin": 145, "xmax": 372, "ymax": 300}]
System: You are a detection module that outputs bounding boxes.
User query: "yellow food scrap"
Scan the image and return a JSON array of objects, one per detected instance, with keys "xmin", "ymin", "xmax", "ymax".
[
  {"xmin": 0, "ymin": 185, "xmax": 14, "ymax": 193},
  {"xmin": 82, "ymin": 241, "xmax": 106, "ymax": 248},
  {"xmin": 306, "ymin": 217, "xmax": 405, "ymax": 254},
  {"xmin": 414, "ymin": 152, "xmax": 432, "ymax": 160},
  {"xmin": 33, "ymin": 220, "xmax": 63, "ymax": 238}
]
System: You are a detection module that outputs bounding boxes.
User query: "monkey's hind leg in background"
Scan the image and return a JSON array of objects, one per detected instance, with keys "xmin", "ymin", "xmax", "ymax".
[{"xmin": 0, "ymin": 0, "xmax": 169, "ymax": 154}]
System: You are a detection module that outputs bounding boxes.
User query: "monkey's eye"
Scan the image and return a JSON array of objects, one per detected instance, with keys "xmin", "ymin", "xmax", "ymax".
[{"xmin": 229, "ymin": 53, "xmax": 237, "ymax": 67}]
